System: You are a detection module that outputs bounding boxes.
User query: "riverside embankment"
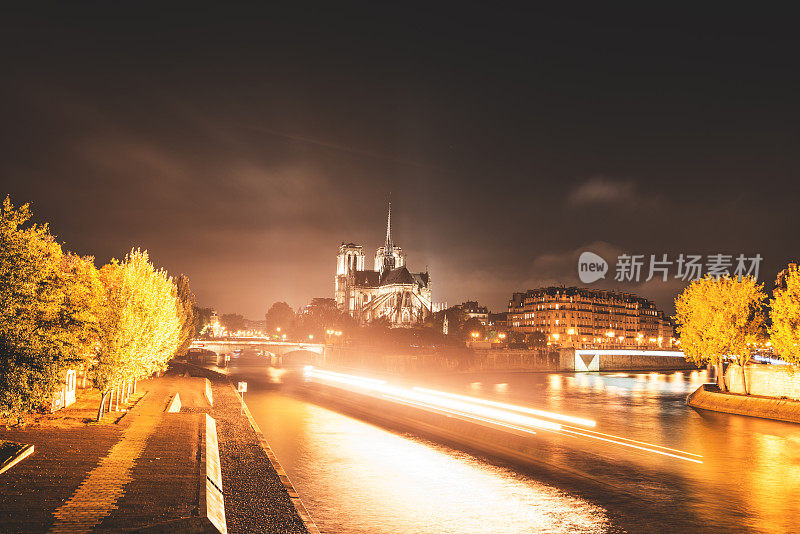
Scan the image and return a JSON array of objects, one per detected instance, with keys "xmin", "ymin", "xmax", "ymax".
[
  {"xmin": 0, "ymin": 364, "xmax": 312, "ymax": 534},
  {"xmin": 687, "ymin": 364, "xmax": 800, "ymax": 424},
  {"xmin": 687, "ymin": 383, "xmax": 800, "ymax": 424},
  {"xmin": 323, "ymin": 346, "xmax": 699, "ymax": 375}
]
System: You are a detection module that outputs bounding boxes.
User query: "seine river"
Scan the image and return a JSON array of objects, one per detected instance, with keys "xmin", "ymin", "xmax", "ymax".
[{"xmin": 239, "ymin": 367, "xmax": 800, "ymax": 533}]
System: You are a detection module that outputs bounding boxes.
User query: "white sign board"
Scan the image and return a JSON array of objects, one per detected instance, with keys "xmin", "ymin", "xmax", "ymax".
[{"xmin": 237, "ymin": 381, "xmax": 247, "ymax": 393}]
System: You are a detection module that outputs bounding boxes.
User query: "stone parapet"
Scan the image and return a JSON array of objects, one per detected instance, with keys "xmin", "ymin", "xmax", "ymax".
[{"xmin": 687, "ymin": 383, "xmax": 800, "ymax": 424}]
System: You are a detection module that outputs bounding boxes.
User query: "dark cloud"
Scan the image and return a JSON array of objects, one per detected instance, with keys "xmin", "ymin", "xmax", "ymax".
[
  {"xmin": 1, "ymin": 5, "xmax": 798, "ymax": 317},
  {"xmin": 566, "ymin": 177, "xmax": 637, "ymax": 206}
]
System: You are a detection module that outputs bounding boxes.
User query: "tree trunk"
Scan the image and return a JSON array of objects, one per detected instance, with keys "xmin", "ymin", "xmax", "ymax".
[
  {"xmin": 741, "ymin": 363, "xmax": 749, "ymax": 395},
  {"xmin": 717, "ymin": 356, "xmax": 727, "ymax": 391},
  {"xmin": 115, "ymin": 387, "xmax": 120, "ymax": 411},
  {"xmin": 96, "ymin": 391, "xmax": 108, "ymax": 422},
  {"xmin": 134, "ymin": 379, "xmax": 138, "ymax": 394}
]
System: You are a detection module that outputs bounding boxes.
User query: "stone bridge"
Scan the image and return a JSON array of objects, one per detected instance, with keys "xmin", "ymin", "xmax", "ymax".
[{"xmin": 190, "ymin": 338, "xmax": 326, "ymax": 365}]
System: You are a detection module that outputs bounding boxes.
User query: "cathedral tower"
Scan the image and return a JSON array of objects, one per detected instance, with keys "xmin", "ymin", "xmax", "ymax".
[
  {"xmin": 374, "ymin": 202, "xmax": 404, "ymax": 273},
  {"xmin": 335, "ymin": 243, "xmax": 365, "ymax": 310}
]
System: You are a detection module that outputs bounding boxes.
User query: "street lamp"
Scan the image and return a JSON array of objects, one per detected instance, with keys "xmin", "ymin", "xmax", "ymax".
[{"xmin": 309, "ymin": 334, "xmax": 314, "ymax": 340}]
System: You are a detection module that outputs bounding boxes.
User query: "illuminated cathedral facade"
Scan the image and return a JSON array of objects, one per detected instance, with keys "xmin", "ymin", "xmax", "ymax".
[{"xmin": 335, "ymin": 205, "xmax": 439, "ymax": 326}]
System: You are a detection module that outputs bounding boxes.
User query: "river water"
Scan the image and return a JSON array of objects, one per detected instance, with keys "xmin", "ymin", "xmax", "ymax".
[{"xmin": 239, "ymin": 368, "xmax": 800, "ymax": 533}]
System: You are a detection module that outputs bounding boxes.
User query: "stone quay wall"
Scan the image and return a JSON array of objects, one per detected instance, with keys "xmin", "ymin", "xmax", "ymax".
[
  {"xmin": 324, "ymin": 347, "xmax": 698, "ymax": 374},
  {"xmin": 687, "ymin": 383, "xmax": 800, "ymax": 424},
  {"xmin": 725, "ymin": 364, "xmax": 800, "ymax": 401}
]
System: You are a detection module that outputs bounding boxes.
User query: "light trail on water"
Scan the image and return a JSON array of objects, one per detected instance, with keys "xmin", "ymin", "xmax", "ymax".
[{"xmin": 304, "ymin": 367, "xmax": 703, "ymax": 464}]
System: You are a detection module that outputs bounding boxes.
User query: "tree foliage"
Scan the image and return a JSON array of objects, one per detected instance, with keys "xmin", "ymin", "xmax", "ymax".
[
  {"xmin": 93, "ymin": 250, "xmax": 182, "ymax": 397},
  {"xmin": 292, "ymin": 298, "xmax": 354, "ymax": 339},
  {"xmin": 770, "ymin": 265, "xmax": 800, "ymax": 365},
  {"xmin": 220, "ymin": 313, "xmax": 246, "ymax": 333},
  {"xmin": 175, "ymin": 274, "xmax": 197, "ymax": 354},
  {"xmin": 265, "ymin": 302, "xmax": 295, "ymax": 334},
  {"xmin": 0, "ymin": 196, "xmax": 193, "ymax": 421},
  {"xmin": 675, "ymin": 275, "xmax": 766, "ymax": 391},
  {"xmin": 0, "ymin": 198, "xmax": 102, "ymax": 419},
  {"xmin": 194, "ymin": 306, "xmax": 214, "ymax": 334}
]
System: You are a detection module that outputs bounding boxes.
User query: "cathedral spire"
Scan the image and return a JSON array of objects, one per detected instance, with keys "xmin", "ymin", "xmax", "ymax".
[
  {"xmin": 380, "ymin": 201, "xmax": 396, "ymax": 276},
  {"xmin": 385, "ymin": 201, "xmax": 393, "ymax": 255}
]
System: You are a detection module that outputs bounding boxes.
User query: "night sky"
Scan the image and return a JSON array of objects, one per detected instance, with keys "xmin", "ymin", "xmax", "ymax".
[{"xmin": 2, "ymin": 5, "xmax": 798, "ymax": 318}]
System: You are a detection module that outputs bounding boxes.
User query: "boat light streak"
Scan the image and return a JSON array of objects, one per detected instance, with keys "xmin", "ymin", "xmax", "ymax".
[
  {"xmin": 382, "ymin": 395, "xmax": 538, "ymax": 436},
  {"xmin": 557, "ymin": 426, "xmax": 703, "ymax": 459},
  {"xmin": 306, "ymin": 368, "xmax": 561, "ymax": 431},
  {"xmin": 413, "ymin": 387, "xmax": 596, "ymax": 427},
  {"xmin": 558, "ymin": 428, "xmax": 703, "ymax": 463},
  {"xmin": 388, "ymin": 388, "xmax": 562, "ymax": 431},
  {"xmin": 305, "ymin": 367, "xmax": 702, "ymax": 463}
]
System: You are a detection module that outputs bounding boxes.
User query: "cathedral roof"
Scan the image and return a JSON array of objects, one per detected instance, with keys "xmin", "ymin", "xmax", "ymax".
[
  {"xmin": 352, "ymin": 270, "xmax": 380, "ymax": 286},
  {"xmin": 381, "ymin": 266, "xmax": 429, "ymax": 288},
  {"xmin": 350, "ymin": 266, "xmax": 430, "ymax": 289},
  {"xmin": 380, "ymin": 266, "xmax": 415, "ymax": 285}
]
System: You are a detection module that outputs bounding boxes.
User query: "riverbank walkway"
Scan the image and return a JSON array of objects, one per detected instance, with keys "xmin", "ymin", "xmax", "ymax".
[{"xmin": 0, "ymin": 364, "xmax": 310, "ymax": 533}]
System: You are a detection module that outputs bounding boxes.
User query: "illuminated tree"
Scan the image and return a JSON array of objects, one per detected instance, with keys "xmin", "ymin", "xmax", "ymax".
[
  {"xmin": 675, "ymin": 275, "xmax": 766, "ymax": 392},
  {"xmin": 174, "ymin": 274, "xmax": 197, "ymax": 355},
  {"xmin": 93, "ymin": 249, "xmax": 182, "ymax": 419},
  {"xmin": 0, "ymin": 198, "xmax": 102, "ymax": 420},
  {"xmin": 56, "ymin": 253, "xmax": 104, "ymax": 376},
  {"xmin": 770, "ymin": 265, "xmax": 800, "ymax": 365}
]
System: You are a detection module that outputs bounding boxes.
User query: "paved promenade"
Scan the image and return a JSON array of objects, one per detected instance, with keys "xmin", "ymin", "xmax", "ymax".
[
  {"xmin": 0, "ymin": 365, "xmax": 311, "ymax": 533},
  {"xmin": 186, "ymin": 365, "xmax": 313, "ymax": 534}
]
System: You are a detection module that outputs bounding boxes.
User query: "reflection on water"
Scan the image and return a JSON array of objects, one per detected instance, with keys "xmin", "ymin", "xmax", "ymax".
[
  {"xmin": 247, "ymin": 392, "xmax": 609, "ymax": 534},
  {"xmin": 243, "ymin": 369, "xmax": 800, "ymax": 533}
]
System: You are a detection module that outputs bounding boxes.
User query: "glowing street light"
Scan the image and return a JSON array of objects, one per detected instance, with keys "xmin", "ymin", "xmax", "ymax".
[{"xmin": 309, "ymin": 334, "xmax": 314, "ymax": 340}]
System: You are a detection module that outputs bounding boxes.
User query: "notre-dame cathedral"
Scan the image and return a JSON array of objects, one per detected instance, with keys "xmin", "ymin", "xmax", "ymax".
[{"xmin": 335, "ymin": 204, "xmax": 439, "ymax": 326}]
